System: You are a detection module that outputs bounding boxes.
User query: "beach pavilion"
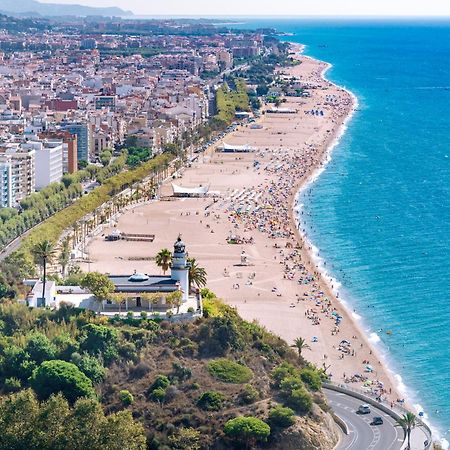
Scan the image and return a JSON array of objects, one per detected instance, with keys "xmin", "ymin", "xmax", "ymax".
[
  {"xmin": 219, "ymin": 142, "xmax": 254, "ymax": 153},
  {"xmin": 171, "ymin": 183, "xmax": 210, "ymax": 197}
]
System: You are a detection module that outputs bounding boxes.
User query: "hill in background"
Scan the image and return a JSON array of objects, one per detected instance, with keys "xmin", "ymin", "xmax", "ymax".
[{"xmin": 0, "ymin": 0, "xmax": 133, "ymax": 17}]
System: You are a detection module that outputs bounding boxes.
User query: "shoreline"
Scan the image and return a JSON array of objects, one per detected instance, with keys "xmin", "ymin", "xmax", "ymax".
[
  {"xmin": 80, "ymin": 43, "xmax": 426, "ymax": 432},
  {"xmin": 290, "ymin": 44, "xmax": 443, "ymax": 443},
  {"xmin": 288, "ymin": 42, "xmax": 409, "ymax": 403},
  {"xmin": 284, "ymin": 44, "xmax": 406, "ymax": 403}
]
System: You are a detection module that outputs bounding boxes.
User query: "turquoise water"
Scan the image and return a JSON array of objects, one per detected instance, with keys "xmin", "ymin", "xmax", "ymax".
[{"xmin": 240, "ymin": 19, "xmax": 450, "ymax": 439}]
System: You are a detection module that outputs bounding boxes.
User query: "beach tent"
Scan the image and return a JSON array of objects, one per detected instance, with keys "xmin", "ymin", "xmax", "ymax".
[
  {"xmin": 172, "ymin": 183, "xmax": 209, "ymax": 197},
  {"xmin": 219, "ymin": 143, "xmax": 254, "ymax": 153}
]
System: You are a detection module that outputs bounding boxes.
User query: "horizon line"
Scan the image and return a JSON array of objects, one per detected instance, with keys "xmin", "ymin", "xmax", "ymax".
[{"xmin": 129, "ymin": 14, "xmax": 450, "ymax": 19}]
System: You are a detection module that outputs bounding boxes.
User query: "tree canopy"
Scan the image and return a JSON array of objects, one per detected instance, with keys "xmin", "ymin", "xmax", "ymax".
[
  {"xmin": 0, "ymin": 389, "xmax": 146, "ymax": 450},
  {"xmin": 30, "ymin": 359, "xmax": 95, "ymax": 404}
]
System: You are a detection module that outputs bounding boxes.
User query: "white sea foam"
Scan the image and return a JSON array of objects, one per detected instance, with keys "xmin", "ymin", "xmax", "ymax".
[
  {"xmin": 368, "ymin": 332, "xmax": 381, "ymax": 344},
  {"xmin": 351, "ymin": 311, "xmax": 362, "ymax": 320}
]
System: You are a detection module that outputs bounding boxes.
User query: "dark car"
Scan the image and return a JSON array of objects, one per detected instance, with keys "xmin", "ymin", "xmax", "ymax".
[{"xmin": 371, "ymin": 416, "xmax": 384, "ymax": 425}]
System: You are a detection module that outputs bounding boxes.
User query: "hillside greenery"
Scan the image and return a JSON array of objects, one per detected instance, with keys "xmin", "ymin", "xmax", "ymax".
[{"xmin": 0, "ymin": 294, "xmax": 331, "ymax": 449}]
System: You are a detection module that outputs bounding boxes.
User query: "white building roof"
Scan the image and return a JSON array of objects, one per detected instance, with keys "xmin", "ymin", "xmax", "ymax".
[
  {"xmin": 172, "ymin": 183, "xmax": 209, "ymax": 196},
  {"xmin": 220, "ymin": 142, "xmax": 254, "ymax": 152}
]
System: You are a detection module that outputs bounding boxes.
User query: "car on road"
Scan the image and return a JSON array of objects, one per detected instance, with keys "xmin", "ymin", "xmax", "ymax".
[
  {"xmin": 357, "ymin": 404, "xmax": 371, "ymax": 414},
  {"xmin": 371, "ymin": 416, "xmax": 384, "ymax": 425}
]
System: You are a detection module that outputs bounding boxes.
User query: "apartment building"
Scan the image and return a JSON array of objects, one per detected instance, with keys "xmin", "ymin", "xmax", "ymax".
[
  {"xmin": 0, "ymin": 161, "xmax": 13, "ymax": 207},
  {"xmin": 23, "ymin": 140, "xmax": 63, "ymax": 190},
  {"xmin": 0, "ymin": 144, "xmax": 35, "ymax": 206}
]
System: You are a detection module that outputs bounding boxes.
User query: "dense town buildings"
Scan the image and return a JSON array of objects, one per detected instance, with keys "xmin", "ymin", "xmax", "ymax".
[{"xmin": 0, "ymin": 17, "xmax": 267, "ymax": 209}]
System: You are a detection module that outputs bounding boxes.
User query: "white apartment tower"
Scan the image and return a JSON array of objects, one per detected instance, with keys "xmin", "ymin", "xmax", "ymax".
[{"xmin": 25, "ymin": 141, "xmax": 63, "ymax": 190}]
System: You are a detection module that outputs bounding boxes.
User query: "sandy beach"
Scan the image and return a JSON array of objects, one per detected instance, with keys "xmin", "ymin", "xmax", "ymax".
[{"xmin": 80, "ymin": 45, "xmax": 403, "ymax": 405}]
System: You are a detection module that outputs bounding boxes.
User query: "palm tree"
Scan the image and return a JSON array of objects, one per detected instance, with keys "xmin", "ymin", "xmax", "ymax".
[
  {"xmin": 155, "ymin": 248, "xmax": 172, "ymax": 275},
  {"xmin": 187, "ymin": 257, "xmax": 207, "ymax": 291},
  {"xmin": 291, "ymin": 337, "xmax": 311, "ymax": 357},
  {"xmin": 395, "ymin": 412, "xmax": 417, "ymax": 449},
  {"xmin": 58, "ymin": 237, "xmax": 71, "ymax": 276},
  {"xmin": 31, "ymin": 240, "xmax": 56, "ymax": 307}
]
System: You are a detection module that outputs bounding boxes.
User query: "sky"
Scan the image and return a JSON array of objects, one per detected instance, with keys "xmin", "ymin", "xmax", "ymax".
[{"xmin": 39, "ymin": 0, "xmax": 450, "ymax": 17}]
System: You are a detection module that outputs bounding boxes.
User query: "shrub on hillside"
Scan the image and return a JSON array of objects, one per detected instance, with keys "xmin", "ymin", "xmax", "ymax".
[
  {"xmin": 284, "ymin": 387, "xmax": 313, "ymax": 414},
  {"xmin": 238, "ymin": 384, "xmax": 260, "ymax": 405},
  {"xmin": 71, "ymin": 353, "xmax": 106, "ymax": 384},
  {"xmin": 119, "ymin": 389, "xmax": 134, "ymax": 406},
  {"xmin": 268, "ymin": 405, "xmax": 296, "ymax": 428},
  {"xmin": 197, "ymin": 391, "xmax": 225, "ymax": 411},
  {"xmin": 271, "ymin": 362, "xmax": 301, "ymax": 388},
  {"xmin": 168, "ymin": 427, "xmax": 201, "ymax": 450},
  {"xmin": 150, "ymin": 374, "xmax": 170, "ymax": 391},
  {"xmin": 207, "ymin": 358, "xmax": 253, "ymax": 384},
  {"xmin": 223, "ymin": 416, "xmax": 270, "ymax": 447},
  {"xmin": 25, "ymin": 332, "xmax": 57, "ymax": 365},
  {"xmin": 3, "ymin": 377, "xmax": 21, "ymax": 393},
  {"xmin": 300, "ymin": 367, "xmax": 322, "ymax": 391},
  {"xmin": 150, "ymin": 387, "xmax": 167, "ymax": 403},
  {"xmin": 30, "ymin": 360, "xmax": 95, "ymax": 404}
]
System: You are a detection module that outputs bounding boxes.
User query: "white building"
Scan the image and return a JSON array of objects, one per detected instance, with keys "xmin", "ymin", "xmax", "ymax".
[
  {"xmin": 29, "ymin": 141, "xmax": 63, "ymax": 190},
  {"xmin": 25, "ymin": 236, "xmax": 199, "ymax": 316},
  {"xmin": 0, "ymin": 144, "xmax": 35, "ymax": 206}
]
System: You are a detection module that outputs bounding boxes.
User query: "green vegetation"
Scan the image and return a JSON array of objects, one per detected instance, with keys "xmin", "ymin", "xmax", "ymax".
[
  {"xmin": 0, "ymin": 293, "xmax": 331, "ymax": 448},
  {"xmin": 300, "ymin": 367, "xmax": 322, "ymax": 391},
  {"xmin": 188, "ymin": 257, "xmax": 207, "ymax": 290},
  {"xmin": 395, "ymin": 412, "xmax": 418, "ymax": 450},
  {"xmin": 100, "ymin": 149, "xmax": 112, "ymax": 167},
  {"xmin": 0, "ymin": 182, "xmax": 82, "ymax": 249},
  {"xmin": 207, "ymin": 358, "xmax": 253, "ymax": 383},
  {"xmin": 268, "ymin": 405, "xmax": 296, "ymax": 428},
  {"xmin": 238, "ymin": 383, "xmax": 260, "ymax": 404},
  {"xmin": 0, "ymin": 390, "xmax": 146, "ymax": 450},
  {"xmin": 126, "ymin": 146, "xmax": 151, "ymax": 168},
  {"xmin": 119, "ymin": 389, "xmax": 134, "ymax": 406},
  {"xmin": 31, "ymin": 239, "xmax": 56, "ymax": 307},
  {"xmin": 167, "ymin": 427, "xmax": 201, "ymax": 450},
  {"xmin": 197, "ymin": 390, "xmax": 225, "ymax": 411},
  {"xmin": 279, "ymin": 376, "xmax": 313, "ymax": 414},
  {"xmin": 214, "ymin": 78, "xmax": 250, "ymax": 126},
  {"xmin": 80, "ymin": 272, "xmax": 115, "ymax": 302},
  {"xmin": 223, "ymin": 416, "xmax": 271, "ymax": 448},
  {"xmin": 30, "ymin": 360, "xmax": 95, "ymax": 404},
  {"xmin": 155, "ymin": 248, "xmax": 172, "ymax": 275},
  {"xmin": 291, "ymin": 336, "xmax": 311, "ymax": 356}
]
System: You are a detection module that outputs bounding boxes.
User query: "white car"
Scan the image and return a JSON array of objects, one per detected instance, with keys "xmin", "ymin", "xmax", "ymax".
[{"xmin": 358, "ymin": 404, "xmax": 371, "ymax": 414}]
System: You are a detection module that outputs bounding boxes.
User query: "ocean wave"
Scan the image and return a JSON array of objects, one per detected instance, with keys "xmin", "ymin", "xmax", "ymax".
[{"xmin": 368, "ymin": 332, "xmax": 381, "ymax": 344}]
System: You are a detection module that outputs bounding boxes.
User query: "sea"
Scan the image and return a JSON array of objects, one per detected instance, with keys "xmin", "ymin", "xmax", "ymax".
[{"xmin": 234, "ymin": 18, "xmax": 450, "ymax": 444}]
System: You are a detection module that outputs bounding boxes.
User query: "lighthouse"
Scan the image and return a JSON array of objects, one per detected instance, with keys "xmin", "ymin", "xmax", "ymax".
[{"xmin": 171, "ymin": 235, "xmax": 190, "ymax": 301}]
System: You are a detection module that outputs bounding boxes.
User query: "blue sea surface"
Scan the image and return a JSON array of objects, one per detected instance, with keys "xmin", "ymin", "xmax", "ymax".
[{"xmin": 239, "ymin": 19, "xmax": 450, "ymax": 439}]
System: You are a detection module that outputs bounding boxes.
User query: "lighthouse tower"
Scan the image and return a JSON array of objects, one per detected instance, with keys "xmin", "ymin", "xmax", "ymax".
[{"xmin": 171, "ymin": 235, "xmax": 190, "ymax": 301}]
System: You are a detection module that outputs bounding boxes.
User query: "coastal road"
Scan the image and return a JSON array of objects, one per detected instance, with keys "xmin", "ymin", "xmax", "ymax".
[{"xmin": 324, "ymin": 388, "xmax": 404, "ymax": 450}]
